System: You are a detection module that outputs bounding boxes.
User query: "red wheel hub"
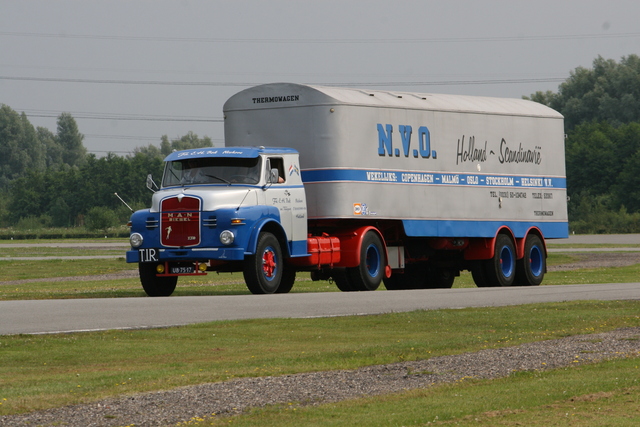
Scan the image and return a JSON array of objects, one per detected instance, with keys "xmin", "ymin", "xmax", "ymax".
[{"xmin": 262, "ymin": 250, "xmax": 276, "ymax": 278}]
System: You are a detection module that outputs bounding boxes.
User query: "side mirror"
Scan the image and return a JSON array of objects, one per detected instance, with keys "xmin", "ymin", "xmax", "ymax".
[
  {"xmin": 264, "ymin": 158, "xmax": 272, "ymax": 183},
  {"xmin": 146, "ymin": 174, "xmax": 158, "ymax": 192},
  {"xmin": 270, "ymin": 168, "xmax": 279, "ymax": 183}
]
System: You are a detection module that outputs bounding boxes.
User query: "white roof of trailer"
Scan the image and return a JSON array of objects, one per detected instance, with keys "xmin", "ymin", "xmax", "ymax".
[{"xmin": 223, "ymin": 83, "xmax": 563, "ymax": 119}]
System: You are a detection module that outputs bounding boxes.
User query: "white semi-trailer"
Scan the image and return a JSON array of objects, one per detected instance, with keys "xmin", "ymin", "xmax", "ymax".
[{"xmin": 127, "ymin": 83, "xmax": 568, "ymax": 296}]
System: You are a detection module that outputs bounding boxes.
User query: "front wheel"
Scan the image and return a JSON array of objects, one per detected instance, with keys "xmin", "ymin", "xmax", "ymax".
[
  {"xmin": 244, "ymin": 232, "xmax": 283, "ymax": 294},
  {"xmin": 139, "ymin": 263, "xmax": 178, "ymax": 297},
  {"xmin": 276, "ymin": 266, "xmax": 296, "ymax": 294}
]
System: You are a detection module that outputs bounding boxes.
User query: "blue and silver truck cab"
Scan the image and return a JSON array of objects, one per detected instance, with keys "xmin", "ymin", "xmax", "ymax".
[{"xmin": 127, "ymin": 146, "xmax": 308, "ymax": 296}]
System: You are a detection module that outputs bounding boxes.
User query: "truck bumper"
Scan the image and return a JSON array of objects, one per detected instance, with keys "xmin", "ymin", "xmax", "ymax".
[{"xmin": 126, "ymin": 247, "xmax": 246, "ymax": 263}]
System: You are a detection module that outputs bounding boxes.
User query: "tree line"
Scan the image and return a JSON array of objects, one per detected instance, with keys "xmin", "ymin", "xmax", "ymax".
[
  {"xmin": 528, "ymin": 54, "xmax": 640, "ymax": 232},
  {"xmin": 0, "ymin": 107, "xmax": 211, "ymax": 231},
  {"xmin": 1, "ymin": 54, "xmax": 640, "ymax": 234}
]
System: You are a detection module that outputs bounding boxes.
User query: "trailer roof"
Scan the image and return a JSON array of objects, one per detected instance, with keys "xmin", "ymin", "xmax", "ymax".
[{"xmin": 224, "ymin": 83, "xmax": 563, "ymax": 119}]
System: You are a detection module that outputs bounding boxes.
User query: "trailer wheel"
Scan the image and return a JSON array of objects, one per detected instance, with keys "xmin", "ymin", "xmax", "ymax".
[
  {"xmin": 471, "ymin": 261, "xmax": 490, "ymax": 287},
  {"xmin": 425, "ymin": 267, "xmax": 455, "ymax": 289},
  {"xmin": 347, "ymin": 231, "xmax": 384, "ymax": 291},
  {"xmin": 383, "ymin": 263, "xmax": 424, "ymax": 290},
  {"xmin": 484, "ymin": 233, "xmax": 516, "ymax": 287},
  {"xmin": 515, "ymin": 234, "xmax": 545, "ymax": 286},
  {"xmin": 244, "ymin": 232, "xmax": 283, "ymax": 294},
  {"xmin": 332, "ymin": 268, "xmax": 359, "ymax": 291},
  {"xmin": 139, "ymin": 263, "xmax": 178, "ymax": 297}
]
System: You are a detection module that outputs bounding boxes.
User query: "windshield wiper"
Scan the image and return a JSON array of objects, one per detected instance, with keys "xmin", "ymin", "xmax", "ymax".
[{"xmin": 205, "ymin": 174, "xmax": 231, "ymax": 185}]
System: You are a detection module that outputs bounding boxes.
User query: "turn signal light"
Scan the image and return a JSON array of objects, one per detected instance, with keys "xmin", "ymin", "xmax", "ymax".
[
  {"xmin": 198, "ymin": 263, "xmax": 207, "ymax": 272},
  {"xmin": 156, "ymin": 264, "xmax": 165, "ymax": 274}
]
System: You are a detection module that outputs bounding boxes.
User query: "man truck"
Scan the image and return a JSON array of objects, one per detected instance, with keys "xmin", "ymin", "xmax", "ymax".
[{"xmin": 126, "ymin": 83, "xmax": 568, "ymax": 296}]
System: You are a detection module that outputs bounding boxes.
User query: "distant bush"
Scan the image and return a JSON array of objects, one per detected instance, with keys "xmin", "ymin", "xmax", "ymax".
[
  {"xmin": 568, "ymin": 192, "xmax": 640, "ymax": 234},
  {"xmin": 14, "ymin": 215, "xmax": 52, "ymax": 230},
  {"xmin": 85, "ymin": 207, "xmax": 119, "ymax": 231},
  {"xmin": 0, "ymin": 226, "xmax": 129, "ymax": 240}
]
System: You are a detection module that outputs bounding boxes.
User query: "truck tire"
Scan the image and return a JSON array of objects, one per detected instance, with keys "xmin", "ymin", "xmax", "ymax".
[
  {"xmin": 383, "ymin": 263, "xmax": 424, "ymax": 290},
  {"xmin": 471, "ymin": 261, "xmax": 491, "ymax": 287},
  {"xmin": 139, "ymin": 263, "xmax": 178, "ymax": 297},
  {"xmin": 425, "ymin": 267, "xmax": 455, "ymax": 289},
  {"xmin": 347, "ymin": 231, "xmax": 384, "ymax": 291},
  {"xmin": 276, "ymin": 267, "xmax": 296, "ymax": 293},
  {"xmin": 244, "ymin": 232, "xmax": 283, "ymax": 294},
  {"xmin": 332, "ymin": 268, "xmax": 360, "ymax": 292},
  {"xmin": 514, "ymin": 234, "xmax": 545, "ymax": 286},
  {"xmin": 483, "ymin": 233, "xmax": 516, "ymax": 287}
]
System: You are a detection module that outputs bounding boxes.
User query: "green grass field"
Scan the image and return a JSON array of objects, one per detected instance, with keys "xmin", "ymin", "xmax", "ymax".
[
  {"xmin": 1, "ymin": 241, "xmax": 639, "ymax": 425},
  {"xmin": 1, "ymin": 250, "xmax": 640, "ymax": 300}
]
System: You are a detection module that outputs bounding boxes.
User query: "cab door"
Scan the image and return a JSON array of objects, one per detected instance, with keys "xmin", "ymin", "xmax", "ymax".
[{"xmin": 264, "ymin": 156, "xmax": 307, "ymax": 254}]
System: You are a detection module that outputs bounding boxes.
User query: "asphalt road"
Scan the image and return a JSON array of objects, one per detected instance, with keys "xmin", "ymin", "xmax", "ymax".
[
  {"xmin": 0, "ymin": 235, "xmax": 638, "ymax": 336},
  {"xmin": 1, "ymin": 283, "xmax": 638, "ymax": 336}
]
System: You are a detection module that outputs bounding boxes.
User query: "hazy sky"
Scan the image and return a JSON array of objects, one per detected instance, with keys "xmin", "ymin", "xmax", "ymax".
[{"xmin": 1, "ymin": 0, "xmax": 639, "ymax": 156}]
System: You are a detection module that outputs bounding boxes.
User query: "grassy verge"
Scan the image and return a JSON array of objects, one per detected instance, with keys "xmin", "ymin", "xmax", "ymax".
[
  {"xmin": 1, "ymin": 300, "xmax": 639, "ymax": 418},
  {"xmin": 203, "ymin": 357, "xmax": 640, "ymax": 426},
  {"xmin": 0, "ymin": 247, "xmax": 126, "ymax": 258},
  {"xmin": 0, "ymin": 228, "xmax": 130, "ymax": 240},
  {"xmin": 2, "ymin": 252, "xmax": 640, "ymax": 300},
  {"xmin": 0, "ymin": 259, "xmax": 132, "ymax": 282}
]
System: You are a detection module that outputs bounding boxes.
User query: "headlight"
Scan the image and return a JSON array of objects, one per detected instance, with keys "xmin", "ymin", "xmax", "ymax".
[
  {"xmin": 130, "ymin": 232, "xmax": 143, "ymax": 248},
  {"xmin": 219, "ymin": 230, "xmax": 235, "ymax": 245}
]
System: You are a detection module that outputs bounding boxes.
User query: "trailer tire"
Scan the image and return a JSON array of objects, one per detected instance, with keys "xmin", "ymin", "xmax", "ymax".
[
  {"xmin": 425, "ymin": 267, "xmax": 455, "ymax": 289},
  {"xmin": 244, "ymin": 232, "xmax": 283, "ymax": 294},
  {"xmin": 332, "ymin": 268, "xmax": 359, "ymax": 292},
  {"xmin": 483, "ymin": 233, "xmax": 516, "ymax": 287},
  {"xmin": 471, "ymin": 261, "xmax": 491, "ymax": 288},
  {"xmin": 382, "ymin": 276, "xmax": 404, "ymax": 290},
  {"xmin": 139, "ymin": 263, "xmax": 178, "ymax": 297},
  {"xmin": 515, "ymin": 234, "xmax": 545, "ymax": 286},
  {"xmin": 383, "ymin": 263, "xmax": 424, "ymax": 290},
  {"xmin": 383, "ymin": 272, "xmax": 415, "ymax": 290},
  {"xmin": 347, "ymin": 231, "xmax": 384, "ymax": 291},
  {"xmin": 383, "ymin": 274, "xmax": 414, "ymax": 290}
]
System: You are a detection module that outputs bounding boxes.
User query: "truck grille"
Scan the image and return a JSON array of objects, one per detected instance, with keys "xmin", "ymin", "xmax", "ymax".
[
  {"xmin": 160, "ymin": 195, "xmax": 201, "ymax": 247},
  {"xmin": 203, "ymin": 216, "xmax": 217, "ymax": 228}
]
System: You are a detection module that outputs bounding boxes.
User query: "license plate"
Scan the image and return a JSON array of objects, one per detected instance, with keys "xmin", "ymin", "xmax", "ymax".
[
  {"xmin": 139, "ymin": 248, "xmax": 159, "ymax": 263},
  {"xmin": 170, "ymin": 266, "xmax": 195, "ymax": 274}
]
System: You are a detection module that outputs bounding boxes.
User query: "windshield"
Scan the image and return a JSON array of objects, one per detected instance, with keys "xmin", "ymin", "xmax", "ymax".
[{"xmin": 162, "ymin": 156, "xmax": 262, "ymax": 187}]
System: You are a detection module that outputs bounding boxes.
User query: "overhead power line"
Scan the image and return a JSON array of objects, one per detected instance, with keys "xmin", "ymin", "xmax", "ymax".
[
  {"xmin": 16, "ymin": 108, "xmax": 223, "ymax": 122},
  {"xmin": 84, "ymin": 134, "xmax": 159, "ymax": 141},
  {"xmin": 84, "ymin": 134, "xmax": 224, "ymax": 142},
  {"xmin": 1, "ymin": 30, "xmax": 639, "ymax": 44},
  {"xmin": 0, "ymin": 75, "xmax": 566, "ymax": 87}
]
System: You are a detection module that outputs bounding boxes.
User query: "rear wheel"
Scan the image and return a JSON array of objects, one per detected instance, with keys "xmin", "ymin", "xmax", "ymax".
[
  {"xmin": 384, "ymin": 263, "xmax": 428, "ymax": 290},
  {"xmin": 139, "ymin": 263, "xmax": 178, "ymax": 297},
  {"xmin": 383, "ymin": 270, "xmax": 417, "ymax": 290},
  {"xmin": 244, "ymin": 232, "xmax": 283, "ymax": 294},
  {"xmin": 483, "ymin": 233, "xmax": 516, "ymax": 287},
  {"xmin": 425, "ymin": 267, "xmax": 456, "ymax": 288},
  {"xmin": 347, "ymin": 231, "xmax": 384, "ymax": 291},
  {"xmin": 471, "ymin": 261, "xmax": 491, "ymax": 288},
  {"xmin": 332, "ymin": 268, "xmax": 360, "ymax": 292},
  {"xmin": 515, "ymin": 234, "xmax": 545, "ymax": 286}
]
